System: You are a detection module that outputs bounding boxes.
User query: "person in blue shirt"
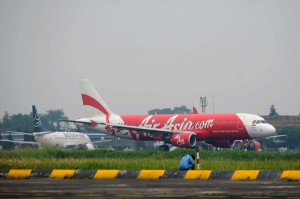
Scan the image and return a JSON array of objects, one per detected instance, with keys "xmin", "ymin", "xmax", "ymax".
[{"xmin": 178, "ymin": 154, "xmax": 195, "ymax": 170}]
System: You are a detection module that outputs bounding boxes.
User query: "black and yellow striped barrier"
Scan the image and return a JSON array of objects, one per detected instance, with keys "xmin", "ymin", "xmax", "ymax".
[{"xmin": 1, "ymin": 169, "xmax": 299, "ymax": 180}]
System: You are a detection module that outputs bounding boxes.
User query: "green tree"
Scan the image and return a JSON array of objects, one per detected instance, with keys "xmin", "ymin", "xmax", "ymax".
[
  {"xmin": 10, "ymin": 113, "xmax": 32, "ymax": 133},
  {"xmin": 0, "ymin": 109, "xmax": 69, "ymax": 132},
  {"xmin": 269, "ymin": 105, "xmax": 279, "ymax": 116},
  {"xmin": 148, "ymin": 105, "xmax": 191, "ymax": 114},
  {"xmin": 40, "ymin": 109, "xmax": 68, "ymax": 131},
  {"xmin": 148, "ymin": 108, "xmax": 172, "ymax": 114},
  {"xmin": 173, "ymin": 105, "xmax": 191, "ymax": 114},
  {"xmin": 2, "ymin": 111, "xmax": 11, "ymax": 130}
]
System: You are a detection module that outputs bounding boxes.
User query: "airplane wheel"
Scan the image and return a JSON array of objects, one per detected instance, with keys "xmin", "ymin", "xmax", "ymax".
[
  {"xmin": 78, "ymin": 145, "xmax": 87, "ymax": 150},
  {"xmin": 164, "ymin": 145, "xmax": 170, "ymax": 151},
  {"xmin": 159, "ymin": 145, "xmax": 170, "ymax": 151}
]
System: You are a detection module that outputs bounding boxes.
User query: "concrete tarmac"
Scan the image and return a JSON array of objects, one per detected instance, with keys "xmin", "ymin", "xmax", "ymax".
[{"xmin": 0, "ymin": 179, "xmax": 299, "ymax": 198}]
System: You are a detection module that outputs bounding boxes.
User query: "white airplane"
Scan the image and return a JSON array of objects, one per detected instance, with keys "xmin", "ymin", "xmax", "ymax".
[{"xmin": 2, "ymin": 106, "xmax": 110, "ymax": 150}]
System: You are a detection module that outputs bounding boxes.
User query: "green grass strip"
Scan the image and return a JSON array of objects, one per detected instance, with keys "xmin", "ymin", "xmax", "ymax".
[{"xmin": 0, "ymin": 149, "xmax": 300, "ymax": 170}]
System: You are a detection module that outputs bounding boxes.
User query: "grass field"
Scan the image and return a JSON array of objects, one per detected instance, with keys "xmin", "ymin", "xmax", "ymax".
[{"xmin": 0, "ymin": 149, "xmax": 299, "ymax": 170}]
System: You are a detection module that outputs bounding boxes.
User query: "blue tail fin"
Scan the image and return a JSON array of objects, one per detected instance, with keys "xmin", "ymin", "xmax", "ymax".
[{"xmin": 32, "ymin": 105, "xmax": 46, "ymax": 132}]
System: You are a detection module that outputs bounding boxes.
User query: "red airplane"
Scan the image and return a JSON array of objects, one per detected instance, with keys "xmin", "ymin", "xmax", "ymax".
[
  {"xmin": 192, "ymin": 104, "xmax": 262, "ymax": 151},
  {"xmin": 66, "ymin": 79, "xmax": 276, "ymax": 151}
]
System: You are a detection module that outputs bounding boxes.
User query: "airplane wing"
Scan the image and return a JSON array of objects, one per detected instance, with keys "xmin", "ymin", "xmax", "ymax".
[
  {"xmin": 6, "ymin": 131, "xmax": 34, "ymax": 136},
  {"xmin": 61, "ymin": 120, "xmax": 196, "ymax": 136},
  {"xmin": 0, "ymin": 139, "xmax": 38, "ymax": 145},
  {"xmin": 91, "ymin": 139, "xmax": 112, "ymax": 144},
  {"xmin": 33, "ymin": 131, "xmax": 53, "ymax": 136},
  {"xmin": 266, "ymin": 135, "xmax": 287, "ymax": 139},
  {"xmin": 7, "ymin": 131, "xmax": 52, "ymax": 136},
  {"xmin": 265, "ymin": 135, "xmax": 287, "ymax": 144},
  {"xmin": 104, "ymin": 123, "xmax": 196, "ymax": 135},
  {"xmin": 60, "ymin": 119, "xmax": 92, "ymax": 125}
]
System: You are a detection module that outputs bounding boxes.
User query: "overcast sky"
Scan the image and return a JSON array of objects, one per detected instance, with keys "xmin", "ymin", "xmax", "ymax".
[{"xmin": 0, "ymin": 0, "xmax": 299, "ymax": 119}]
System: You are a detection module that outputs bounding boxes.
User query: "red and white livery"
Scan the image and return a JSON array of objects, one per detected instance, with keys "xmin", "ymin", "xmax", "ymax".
[{"xmin": 68, "ymin": 79, "xmax": 276, "ymax": 151}]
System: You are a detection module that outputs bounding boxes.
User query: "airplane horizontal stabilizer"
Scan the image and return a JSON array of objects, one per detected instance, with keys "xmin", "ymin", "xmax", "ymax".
[{"xmin": 0, "ymin": 140, "xmax": 38, "ymax": 145}]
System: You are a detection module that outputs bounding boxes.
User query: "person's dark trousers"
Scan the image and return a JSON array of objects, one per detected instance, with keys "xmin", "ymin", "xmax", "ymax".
[{"xmin": 179, "ymin": 164, "xmax": 195, "ymax": 171}]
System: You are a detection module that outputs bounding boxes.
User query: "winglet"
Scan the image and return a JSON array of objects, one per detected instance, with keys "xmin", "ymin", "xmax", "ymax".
[
  {"xmin": 192, "ymin": 106, "xmax": 199, "ymax": 114},
  {"xmin": 192, "ymin": 101, "xmax": 199, "ymax": 114}
]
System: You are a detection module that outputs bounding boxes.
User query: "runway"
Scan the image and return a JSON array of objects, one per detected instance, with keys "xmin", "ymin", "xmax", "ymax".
[{"xmin": 0, "ymin": 179, "xmax": 299, "ymax": 198}]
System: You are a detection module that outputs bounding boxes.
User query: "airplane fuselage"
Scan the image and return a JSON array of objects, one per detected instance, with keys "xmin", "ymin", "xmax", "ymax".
[
  {"xmin": 77, "ymin": 113, "xmax": 276, "ymax": 143},
  {"xmin": 70, "ymin": 79, "xmax": 276, "ymax": 149},
  {"xmin": 34, "ymin": 132, "xmax": 94, "ymax": 149}
]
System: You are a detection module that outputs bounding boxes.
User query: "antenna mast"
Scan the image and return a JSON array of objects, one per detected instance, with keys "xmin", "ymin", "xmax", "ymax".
[{"xmin": 200, "ymin": 97, "xmax": 208, "ymax": 113}]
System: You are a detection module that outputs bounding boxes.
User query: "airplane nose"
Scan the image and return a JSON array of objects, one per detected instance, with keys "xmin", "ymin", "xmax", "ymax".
[{"xmin": 267, "ymin": 125, "xmax": 276, "ymax": 136}]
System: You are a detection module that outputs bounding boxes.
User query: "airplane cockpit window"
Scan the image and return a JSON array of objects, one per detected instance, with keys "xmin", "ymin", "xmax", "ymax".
[{"xmin": 253, "ymin": 120, "xmax": 268, "ymax": 124}]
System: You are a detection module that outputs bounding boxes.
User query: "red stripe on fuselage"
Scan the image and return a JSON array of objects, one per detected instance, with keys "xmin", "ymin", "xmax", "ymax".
[{"xmin": 119, "ymin": 114, "xmax": 250, "ymax": 141}]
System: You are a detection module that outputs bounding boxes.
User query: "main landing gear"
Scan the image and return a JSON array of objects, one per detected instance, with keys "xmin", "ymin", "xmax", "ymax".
[
  {"xmin": 159, "ymin": 135, "xmax": 171, "ymax": 151},
  {"xmin": 159, "ymin": 145, "xmax": 170, "ymax": 151}
]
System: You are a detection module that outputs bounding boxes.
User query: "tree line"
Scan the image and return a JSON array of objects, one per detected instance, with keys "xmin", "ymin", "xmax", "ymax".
[
  {"xmin": 147, "ymin": 105, "xmax": 191, "ymax": 114},
  {"xmin": 1, "ymin": 104, "xmax": 299, "ymax": 150},
  {"xmin": 0, "ymin": 109, "xmax": 69, "ymax": 133}
]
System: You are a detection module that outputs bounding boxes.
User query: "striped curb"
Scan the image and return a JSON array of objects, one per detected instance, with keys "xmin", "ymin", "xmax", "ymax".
[{"xmin": 0, "ymin": 169, "xmax": 299, "ymax": 180}]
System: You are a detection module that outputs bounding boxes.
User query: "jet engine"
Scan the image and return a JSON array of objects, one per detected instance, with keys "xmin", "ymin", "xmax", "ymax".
[
  {"xmin": 246, "ymin": 141, "xmax": 261, "ymax": 151},
  {"xmin": 206, "ymin": 140, "xmax": 235, "ymax": 148},
  {"xmin": 170, "ymin": 133, "xmax": 196, "ymax": 147}
]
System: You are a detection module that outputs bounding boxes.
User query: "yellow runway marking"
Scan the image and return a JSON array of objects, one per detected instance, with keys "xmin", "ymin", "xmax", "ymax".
[
  {"xmin": 94, "ymin": 170, "xmax": 119, "ymax": 179},
  {"xmin": 231, "ymin": 170, "xmax": 260, "ymax": 180},
  {"xmin": 137, "ymin": 170, "xmax": 165, "ymax": 179},
  {"xmin": 49, "ymin": 170, "xmax": 75, "ymax": 179},
  {"xmin": 184, "ymin": 170, "xmax": 212, "ymax": 180},
  {"xmin": 281, "ymin": 170, "xmax": 300, "ymax": 181},
  {"xmin": 7, "ymin": 169, "xmax": 32, "ymax": 179}
]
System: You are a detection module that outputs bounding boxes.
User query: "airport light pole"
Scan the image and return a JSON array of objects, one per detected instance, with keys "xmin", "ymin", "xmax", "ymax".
[{"xmin": 200, "ymin": 97, "xmax": 208, "ymax": 113}]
